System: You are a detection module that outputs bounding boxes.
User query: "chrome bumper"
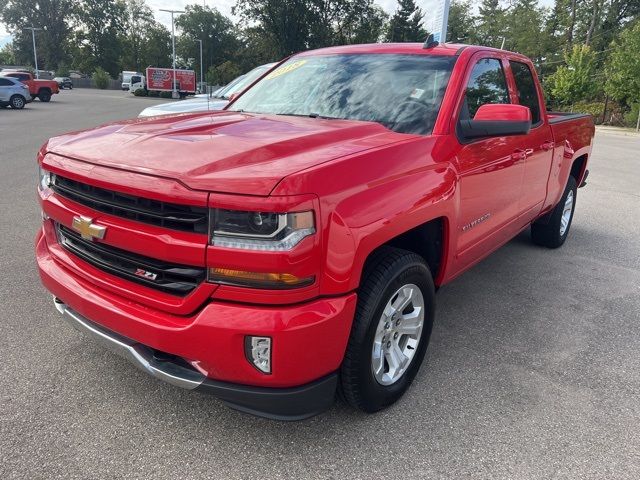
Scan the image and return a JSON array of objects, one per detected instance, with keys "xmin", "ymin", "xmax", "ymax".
[{"xmin": 54, "ymin": 297, "xmax": 205, "ymax": 390}]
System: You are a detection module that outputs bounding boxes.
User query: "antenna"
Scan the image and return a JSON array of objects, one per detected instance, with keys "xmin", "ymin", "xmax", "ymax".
[{"xmin": 423, "ymin": 34, "xmax": 439, "ymax": 49}]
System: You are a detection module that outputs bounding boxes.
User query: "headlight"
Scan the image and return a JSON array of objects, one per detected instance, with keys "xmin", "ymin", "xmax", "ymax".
[
  {"xmin": 210, "ymin": 209, "xmax": 315, "ymax": 251},
  {"xmin": 38, "ymin": 166, "xmax": 53, "ymax": 191}
]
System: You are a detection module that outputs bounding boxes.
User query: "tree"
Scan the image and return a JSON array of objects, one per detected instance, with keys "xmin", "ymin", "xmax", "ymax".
[
  {"xmin": 605, "ymin": 21, "xmax": 640, "ymax": 108},
  {"xmin": 505, "ymin": 0, "xmax": 547, "ymax": 61},
  {"xmin": 176, "ymin": 5, "xmax": 241, "ymax": 75},
  {"xmin": 446, "ymin": 0, "xmax": 477, "ymax": 43},
  {"xmin": 385, "ymin": 0, "xmax": 428, "ymax": 42},
  {"xmin": 120, "ymin": 0, "xmax": 155, "ymax": 71},
  {"xmin": 0, "ymin": 0, "xmax": 75, "ymax": 70},
  {"xmin": 548, "ymin": 44, "xmax": 598, "ymax": 106},
  {"xmin": 206, "ymin": 60, "xmax": 242, "ymax": 86},
  {"xmin": 75, "ymin": 0, "xmax": 127, "ymax": 76},
  {"xmin": 477, "ymin": 0, "xmax": 506, "ymax": 48},
  {"xmin": 0, "ymin": 42, "xmax": 17, "ymax": 66},
  {"xmin": 140, "ymin": 23, "xmax": 172, "ymax": 68},
  {"xmin": 234, "ymin": 0, "xmax": 312, "ymax": 57},
  {"xmin": 334, "ymin": 1, "xmax": 388, "ymax": 44}
]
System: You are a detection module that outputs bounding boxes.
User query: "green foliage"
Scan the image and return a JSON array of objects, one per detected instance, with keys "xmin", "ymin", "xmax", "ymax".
[
  {"xmin": 206, "ymin": 61, "xmax": 242, "ymax": 86},
  {"xmin": 133, "ymin": 88, "xmax": 147, "ymax": 96},
  {"xmin": 176, "ymin": 5, "xmax": 241, "ymax": 74},
  {"xmin": 0, "ymin": 43, "xmax": 17, "ymax": 65},
  {"xmin": 159, "ymin": 91, "xmax": 173, "ymax": 98},
  {"xmin": 623, "ymin": 103, "xmax": 640, "ymax": 128},
  {"xmin": 75, "ymin": 0, "xmax": 127, "ymax": 77},
  {"xmin": 147, "ymin": 90, "xmax": 160, "ymax": 97},
  {"xmin": 477, "ymin": 0, "xmax": 506, "ymax": 48},
  {"xmin": 385, "ymin": 0, "xmax": 427, "ymax": 42},
  {"xmin": 92, "ymin": 67, "xmax": 110, "ymax": 89},
  {"xmin": 605, "ymin": 21, "xmax": 640, "ymax": 107},
  {"xmin": 0, "ymin": 0, "xmax": 74, "ymax": 70},
  {"xmin": 56, "ymin": 62, "xmax": 70, "ymax": 77},
  {"xmin": 447, "ymin": 0, "xmax": 478, "ymax": 43},
  {"xmin": 571, "ymin": 101, "xmax": 605, "ymax": 122},
  {"xmin": 547, "ymin": 44, "xmax": 598, "ymax": 106}
]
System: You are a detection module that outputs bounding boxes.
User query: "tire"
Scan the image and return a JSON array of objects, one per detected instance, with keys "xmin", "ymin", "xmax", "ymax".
[
  {"xmin": 531, "ymin": 175, "xmax": 578, "ymax": 248},
  {"xmin": 38, "ymin": 90, "xmax": 52, "ymax": 102},
  {"xmin": 340, "ymin": 246, "xmax": 435, "ymax": 412},
  {"xmin": 9, "ymin": 95, "xmax": 26, "ymax": 109}
]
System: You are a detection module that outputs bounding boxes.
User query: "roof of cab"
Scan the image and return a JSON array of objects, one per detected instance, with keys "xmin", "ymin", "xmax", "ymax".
[{"xmin": 296, "ymin": 42, "xmax": 472, "ymax": 57}]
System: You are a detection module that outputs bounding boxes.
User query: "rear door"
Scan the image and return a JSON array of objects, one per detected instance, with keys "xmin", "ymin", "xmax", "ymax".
[
  {"xmin": 0, "ymin": 78, "xmax": 12, "ymax": 101},
  {"xmin": 508, "ymin": 60, "xmax": 554, "ymax": 217},
  {"xmin": 453, "ymin": 55, "xmax": 525, "ymax": 259}
]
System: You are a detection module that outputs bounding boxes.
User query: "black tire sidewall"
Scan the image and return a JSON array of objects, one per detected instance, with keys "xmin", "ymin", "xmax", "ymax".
[
  {"xmin": 39, "ymin": 91, "xmax": 51, "ymax": 102},
  {"xmin": 349, "ymin": 258, "xmax": 435, "ymax": 411}
]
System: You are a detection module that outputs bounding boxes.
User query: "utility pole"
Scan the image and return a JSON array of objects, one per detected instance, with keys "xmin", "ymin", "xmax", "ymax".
[
  {"xmin": 24, "ymin": 27, "xmax": 42, "ymax": 79},
  {"xmin": 195, "ymin": 39, "xmax": 203, "ymax": 94},
  {"xmin": 159, "ymin": 9, "xmax": 184, "ymax": 99}
]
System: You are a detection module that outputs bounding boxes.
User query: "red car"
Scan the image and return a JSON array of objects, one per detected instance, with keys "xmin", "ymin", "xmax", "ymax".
[
  {"xmin": 36, "ymin": 42, "xmax": 594, "ymax": 420},
  {"xmin": 1, "ymin": 71, "xmax": 59, "ymax": 102}
]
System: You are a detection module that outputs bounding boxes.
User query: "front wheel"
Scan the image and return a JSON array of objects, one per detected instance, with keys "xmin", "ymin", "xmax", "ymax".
[
  {"xmin": 340, "ymin": 246, "xmax": 435, "ymax": 412},
  {"xmin": 9, "ymin": 95, "xmax": 25, "ymax": 109},
  {"xmin": 531, "ymin": 176, "xmax": 578, "ymax": 248}
]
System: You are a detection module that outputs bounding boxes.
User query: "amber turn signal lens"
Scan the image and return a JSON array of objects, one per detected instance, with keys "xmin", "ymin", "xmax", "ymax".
[{"xmin": 208, "ymin": 268, "xmax": 314, "ymax": 289}]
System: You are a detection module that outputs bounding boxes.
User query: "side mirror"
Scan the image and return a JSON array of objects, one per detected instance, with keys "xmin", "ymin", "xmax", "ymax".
[{"xmin": 459, "ymin": 104, "xmax": 532, "ymax": 139}]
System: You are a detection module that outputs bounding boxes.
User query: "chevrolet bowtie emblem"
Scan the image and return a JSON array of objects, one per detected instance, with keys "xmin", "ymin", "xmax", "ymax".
[{"xmin": 71, "ymin": 216, "xmax": 106, "ymax": 241}]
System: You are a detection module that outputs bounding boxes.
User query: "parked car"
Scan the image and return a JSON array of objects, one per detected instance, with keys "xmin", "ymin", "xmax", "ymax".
[
  {"xmin": 138, "ymin": 63, "xmax": 276, "ymax": 117},
  {"xmin": 0, "ymin": 71, "xmax": 59, "ymax": 102},
  {"xmin": 36, "ymin": 43, "xmax": 594, "ymax": 420},
  {"xmin": 53, "ymin": 77, "xmax": 73, "ymax": 89},
  {"xmin": 0, "ymin": 76, "xmax": 32, "ymax": 109}
]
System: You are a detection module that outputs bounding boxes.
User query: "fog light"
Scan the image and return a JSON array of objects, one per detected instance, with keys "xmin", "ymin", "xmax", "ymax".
[{"xmin": 245, "ymin": 336, "xmax": 271, "ymax": 374}]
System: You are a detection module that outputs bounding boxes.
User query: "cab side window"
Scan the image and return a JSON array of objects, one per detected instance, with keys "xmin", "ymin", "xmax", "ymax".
[
  {"xmin": 510, "ymin": 61, "xmax": 541, "ymax": 125},
  {"xmin": 462, "ymin": 58, "xmax": 510, "ymax": 120}
]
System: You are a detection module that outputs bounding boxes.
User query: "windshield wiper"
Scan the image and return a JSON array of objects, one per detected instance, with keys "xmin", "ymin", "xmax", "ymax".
[{"xmin": 274, "ymin": 112, "xmax": 339, "ymax": 120}]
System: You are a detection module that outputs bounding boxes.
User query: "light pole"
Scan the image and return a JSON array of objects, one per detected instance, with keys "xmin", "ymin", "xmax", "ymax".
[
  {"xmin": 24, "ymin": 27, "xmax": 42, "ymax": 79},
  {"xmin": 195, "ymin": 39, "xmax": 203, "ymax": 93},
  {"xmin": 159, "ymin": 9, "xmax": 184, "ymax": 99}
]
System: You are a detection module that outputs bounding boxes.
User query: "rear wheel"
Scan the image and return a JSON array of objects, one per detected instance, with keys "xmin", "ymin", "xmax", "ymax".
[
  {"xmin": 38, "ymin": 90, "xmax": 52, "ymax": 102},
  {"xmin": 531, "ymin": 175, "xmax": 577, "ymax": 248},
  {"xmin": 340, "ymin": 246, "xmax": 435, "ymax": 412},
  {"xmin": 9, "ymin": 95, "xmax": 26, "ymax": 109}
]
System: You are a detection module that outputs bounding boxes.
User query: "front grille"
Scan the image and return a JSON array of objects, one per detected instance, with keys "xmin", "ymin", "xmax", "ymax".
[
  {"xmin": 51, "ymin": 175, "xmax": 208, "ymax": 234},
  {"xmin": 57, "ymin": 224, "xmax": 206, "ymax": 296}
]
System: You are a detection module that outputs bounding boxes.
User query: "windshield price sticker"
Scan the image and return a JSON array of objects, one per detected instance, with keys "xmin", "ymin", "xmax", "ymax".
[{"xmin": 265, "ymin": 60, "xmax": 308, "ymax": 80}]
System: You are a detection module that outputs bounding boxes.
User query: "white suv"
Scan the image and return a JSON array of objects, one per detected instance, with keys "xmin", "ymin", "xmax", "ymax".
[{"xmin": 0, "ymin": 76, "xmax": 32, "ymax": 109}]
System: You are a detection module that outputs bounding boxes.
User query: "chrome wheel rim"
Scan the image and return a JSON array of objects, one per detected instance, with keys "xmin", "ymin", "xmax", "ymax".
[
  {"xmin": 371, "ymin": 284, "xmax": 425, "ymax": 386},
  {"xmin": 13, "ymin": 97, "xmax": 24, "ymax": 108},
  {"xmin": 560, "ymin": 190, "xmax": 574, "ymax": 236}
]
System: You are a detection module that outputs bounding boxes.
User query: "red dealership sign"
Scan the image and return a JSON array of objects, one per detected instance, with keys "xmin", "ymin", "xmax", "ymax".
[{"xmin": 145, "ymin": 67, "xmax": 196, "ymax": 93}]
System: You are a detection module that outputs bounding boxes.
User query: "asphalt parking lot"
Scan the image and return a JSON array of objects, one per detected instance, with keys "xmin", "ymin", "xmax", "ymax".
[{"xmin": 1, "ymin": 89, "xmax": 639, "ymax": 479}]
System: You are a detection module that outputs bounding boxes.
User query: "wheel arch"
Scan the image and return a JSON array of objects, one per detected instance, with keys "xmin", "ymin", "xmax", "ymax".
[{"xmin": 570, "ymin": 153, "xmax": 588, "ymax": 185}]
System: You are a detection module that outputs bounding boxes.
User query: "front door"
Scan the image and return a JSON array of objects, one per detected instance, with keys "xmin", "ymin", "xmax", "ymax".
[{"xmin": 454, "ymin": 57, "xmax": 526, "ymax": 266}]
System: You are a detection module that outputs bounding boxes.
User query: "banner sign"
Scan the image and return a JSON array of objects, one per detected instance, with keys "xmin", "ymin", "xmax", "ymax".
[
  {"xmin": 426, "ymin": 0, "xmax": 450, "ymax": 43},
  {"xmin": 145, "ymin": 67, "xmax": 196, "ymax": 93}
]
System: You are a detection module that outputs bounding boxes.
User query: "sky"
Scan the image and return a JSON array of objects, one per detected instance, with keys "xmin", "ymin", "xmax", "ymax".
[{"xmin": 0, "ymin": 0, "xmax": 554, "ymax": 49}]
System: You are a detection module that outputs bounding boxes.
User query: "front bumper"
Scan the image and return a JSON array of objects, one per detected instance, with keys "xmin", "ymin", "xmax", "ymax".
[
  {"xmin": 36, "ymin": 229, "xmax": 356, "ymax": 419},
  {"xmin": 54, "ymin": 298, "xmax": 338, "ymax": 420}
]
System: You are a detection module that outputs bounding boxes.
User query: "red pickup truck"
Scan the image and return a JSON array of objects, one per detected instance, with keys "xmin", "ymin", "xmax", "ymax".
[
  {"xmin": 36, "ymin": 43, "xmax": 594, "ymax": 420},
  {"xmin": 1, "ymin": 71, "xmax": 59, "ymax": 102}
]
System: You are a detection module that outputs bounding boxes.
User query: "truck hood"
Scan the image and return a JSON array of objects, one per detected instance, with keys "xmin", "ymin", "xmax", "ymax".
[
  {"xmin": 46, "ymin": 111, "xmax": 407, "ymax": 195},
  {"xmin": 138, "ymin": 97, "xmax": 229, "ymax": 117}
]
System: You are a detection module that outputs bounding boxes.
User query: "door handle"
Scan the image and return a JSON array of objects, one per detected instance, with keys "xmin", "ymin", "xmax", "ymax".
[
  {"xmin": 511, "ymin": 149, "xmax": 526, "ymax": 161},
  {"xmin": 541, "ymin": 141, "xmax": 554, "ymax": 151}
]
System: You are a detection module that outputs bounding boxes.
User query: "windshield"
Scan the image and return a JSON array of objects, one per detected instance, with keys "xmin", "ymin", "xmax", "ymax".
[
  {"xmin": 123, "ymin": 73, "xmax": 133, "ymax": 83},
  {"xmin": 221, "ymin": 64, "xmax": 273, "ymax": 99},
  {"xmin": 230, "ymin": 54, "xmax": 455, "ymax": 135}
]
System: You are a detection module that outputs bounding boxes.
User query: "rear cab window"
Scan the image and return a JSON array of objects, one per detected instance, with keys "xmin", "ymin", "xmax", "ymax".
[{"xmin": 509, "ymin": 61, "xmax": 542, "ymax": 125}]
